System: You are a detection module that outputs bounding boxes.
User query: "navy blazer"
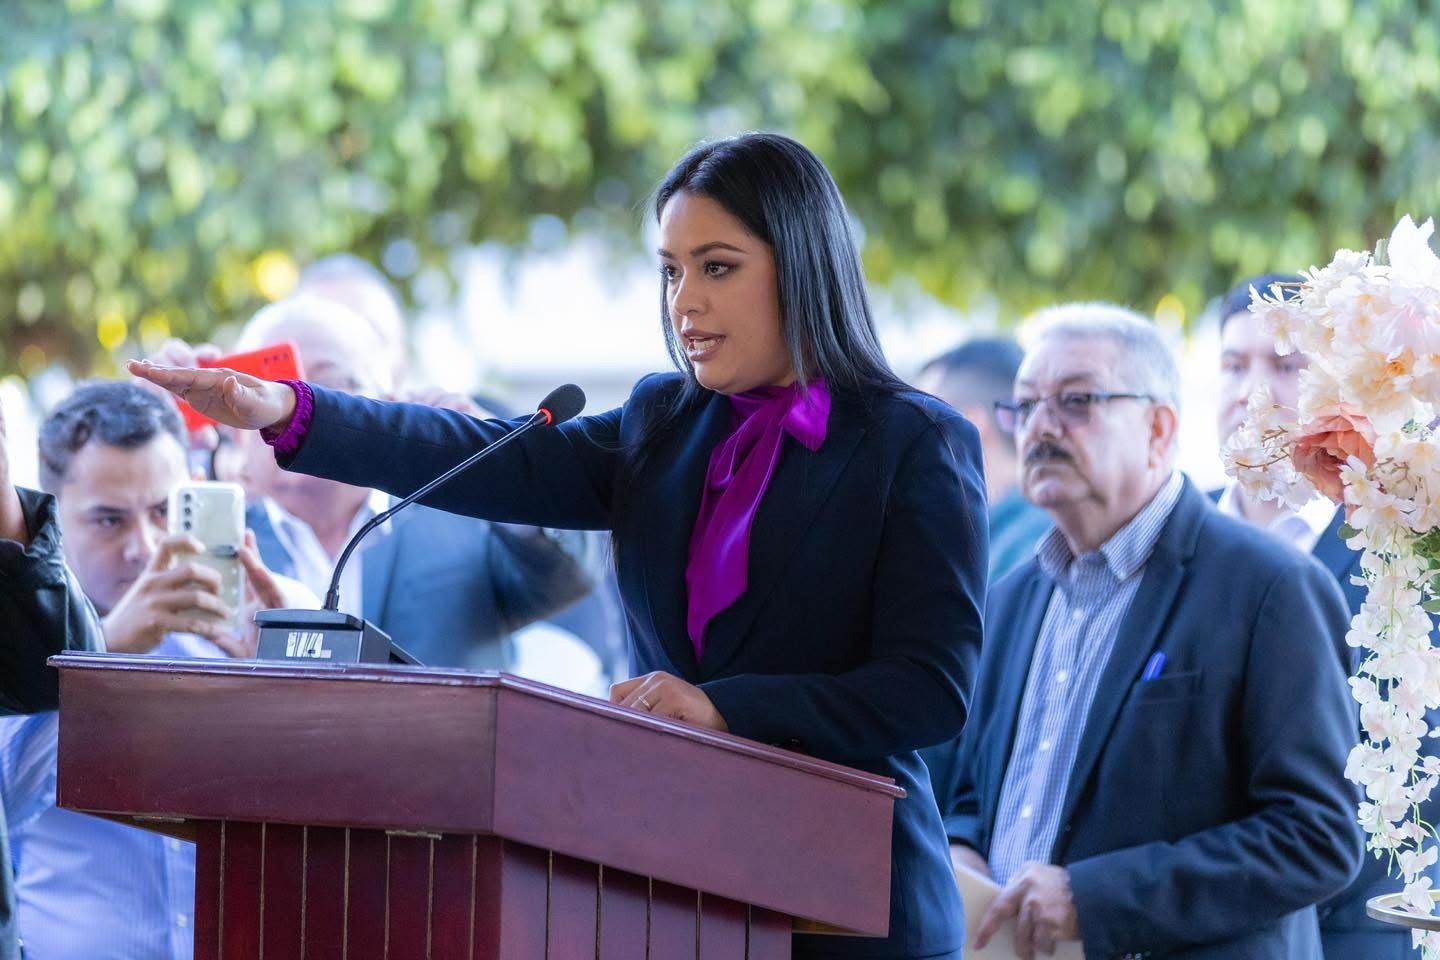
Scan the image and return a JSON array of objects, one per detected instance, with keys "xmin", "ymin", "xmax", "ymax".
[
  {"xmin": 1201, "ymin": 491, "xmax": 1440, "ymax": 955},
  {"xmin": 1308, "ymin": 508, "xmax": 1440, "ymax": 955},
  {"xmin": 280, "ymin": 373, "xmax": 989, "ymax": 959},
  {"xmin": 247, "ymin": 499, "xmax": 598, "ymax": 671},
  {"xmin": 940, "ymin": 480, "xmax": 1361, "ymax": 959}
]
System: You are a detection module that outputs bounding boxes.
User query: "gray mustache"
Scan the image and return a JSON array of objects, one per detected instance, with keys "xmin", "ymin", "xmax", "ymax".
[{"xmin": 1024, "ymin": 441, "xmax": 1073, "ymax": 466}]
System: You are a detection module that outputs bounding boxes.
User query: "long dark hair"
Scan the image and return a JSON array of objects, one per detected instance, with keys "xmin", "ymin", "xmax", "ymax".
[{"xmin": 625, "ymin": 133, "xmax": 902, "ymax": 486}]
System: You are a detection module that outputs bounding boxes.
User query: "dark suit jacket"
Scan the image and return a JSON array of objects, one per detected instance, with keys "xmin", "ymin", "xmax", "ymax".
[
  {"xmin": 939, "ymin": 480, "xmax": 1361, "ymax": 959},
  {"xmin": 247, "ymin": 499, "xmax": 597, "ymax": 671},
  {"xmin": 0, "ymin": 488, "xmax": 104, "ymax": 960},
  {"xmin": 1307, "ymin": 507, "xmax": 1440, "ymax": 952},
  {"xmin": 280, "ymin": 373, "xmax": 989, "ymax": 959},
  {"xmin": 1199, "ymin": 490, "xmax": 1439, "ymax": 954}
]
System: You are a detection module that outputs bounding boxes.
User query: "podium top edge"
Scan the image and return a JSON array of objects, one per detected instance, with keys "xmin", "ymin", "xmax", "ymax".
[{"xmin": 50, "ymin": 652, "xmax": 906, "ymax": 799}]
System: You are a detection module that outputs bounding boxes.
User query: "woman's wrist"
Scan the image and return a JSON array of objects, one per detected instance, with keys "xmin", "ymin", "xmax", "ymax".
[
  {"xmin": 265, "ymin": 382, "xmax": 299, "ymax": 433},
  {"xmin": 261, "ymin": 380, "xmax": 314, "ymax": 455}
]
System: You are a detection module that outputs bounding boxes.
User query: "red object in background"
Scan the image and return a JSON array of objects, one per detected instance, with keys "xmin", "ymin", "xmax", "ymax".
[{"xmin": 179, "ymin": 342, "xmax": 303, "ymax": 432}]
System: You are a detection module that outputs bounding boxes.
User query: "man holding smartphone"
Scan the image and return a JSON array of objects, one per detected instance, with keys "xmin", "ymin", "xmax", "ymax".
[
  {"xmin": 0, "ymin": 393, "xmax": 104, "ymax": 959},
  {"xmin": 0, "ymin": 381, "xmax": 297, "ymax": 960}
]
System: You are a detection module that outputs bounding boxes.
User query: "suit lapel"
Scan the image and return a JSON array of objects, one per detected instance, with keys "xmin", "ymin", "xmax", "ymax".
[
  {"xmin": 1311, "ymin": 506, "xmax": 1365, "ymax": 672},
  {"xmin": 361, "ymin": 506, "xmax": 403, "ymax": 626},
  {"xmin": 696, "ymin": 400, "xmax": 868, "ymax": 677},
  {"xmin": 982, "ymin": 570, "xmax": 1053, "ymax": 841},
  {"xmin": 245, "ymin": 502, "xmax": 296, "ymax": 580},
  {"xmin": 1055, "ymin": 482, "xmax": 1204, "ymax": 838},
  {"xmin": 635, "ymin": 391, "xmax": 734, "ymax": 680},
  {"xmin": 1310, "ymin": 507, "xmax": 1356, "ymax": 581}
]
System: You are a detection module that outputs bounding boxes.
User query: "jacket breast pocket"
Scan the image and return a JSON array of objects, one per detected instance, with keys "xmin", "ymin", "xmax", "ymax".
[{"xmin": 1128, "ymin": 669, "xmax": 1202, "ymax": 705}]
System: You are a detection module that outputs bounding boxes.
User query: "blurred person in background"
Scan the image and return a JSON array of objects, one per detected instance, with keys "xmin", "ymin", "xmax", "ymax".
[
  {"xmin": 295, "ymin": 252, "xmax": 410, "ymax": 388},
  {"xmin": 174, "ymin": 294, "xmax": 606, "ymax": 678},
  {"xmin": 916, "ymin": 336, "xmax": 1051, "ymax": 579},
  {"xmin": 0, "ymin": 376, "xmax": 104, "ymax": 960},
  {"xmin": 915, "ymin": 336, "xmax": 1053, "ymax": 830},
  {"xmin": 0, "ymin": 381, "xmax": 292, "ymax": 960},
  {"xmin": 1213, "ymin": 274, "xmax": 1332, "ymax": 543},
  {"xmin": 38, "ymin": 382, "xmax": 289, "ymax": 656},
  {"xmin": 294, "ymin": 253, "xmax": 627, "ymax": 681},
  {"xmin": 1214, "ymin": 274, "xmax": 1440, "ymax": 960}
]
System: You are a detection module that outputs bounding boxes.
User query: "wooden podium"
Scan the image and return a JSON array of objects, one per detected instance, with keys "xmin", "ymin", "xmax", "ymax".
[{"xmin": 52, "ymin": 653, "xmax": 902, "ymax": 959}]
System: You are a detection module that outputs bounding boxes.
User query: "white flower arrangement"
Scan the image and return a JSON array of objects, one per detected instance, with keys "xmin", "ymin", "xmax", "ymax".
[{"xmin": 1225, "ymin": 216, "xmax": 1440, "ymax": 952}]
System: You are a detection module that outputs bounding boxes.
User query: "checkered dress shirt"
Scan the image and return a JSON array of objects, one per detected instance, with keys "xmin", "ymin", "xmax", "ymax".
[{"xmin": 989, "ymin": 472, "xmax": 1184, "ymax": 885}]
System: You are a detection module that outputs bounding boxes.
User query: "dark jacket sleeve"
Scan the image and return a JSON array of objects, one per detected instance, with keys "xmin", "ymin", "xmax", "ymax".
[
  {"xmin": 922, "ymin": 732, "xmax": 984, "ymax": 850},
  {"xmin": 1066, "ymin": 557, "xmax": 1363, "ymax": 956},
  {"xmin": 485, "ymin": 526, "xmax": 601, "ymax": 632},
  {"xmin": 700, "ymin": 412, "xmax": 989, "ymax": 760},
  {"xmin": 283, "ymin": 386, "xmax": 624, "ymax": 531},
  {"xmin": 0, "ymin": 487, "xmax": 104, "ymax": 715}
]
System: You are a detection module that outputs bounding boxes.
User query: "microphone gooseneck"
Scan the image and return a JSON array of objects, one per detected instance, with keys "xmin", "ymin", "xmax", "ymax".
[{"xmin": 321, "ymin": 384, "xmax": 587, "ymax": 611}]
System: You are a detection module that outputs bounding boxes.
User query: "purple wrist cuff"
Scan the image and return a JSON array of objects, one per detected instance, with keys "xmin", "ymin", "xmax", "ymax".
[{"xmin": 260, "ymin": 380, "xmax": 315, "ymax": 457}]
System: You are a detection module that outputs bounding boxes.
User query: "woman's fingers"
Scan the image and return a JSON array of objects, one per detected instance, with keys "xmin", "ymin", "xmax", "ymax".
[
  {"xmin": 611, "ymin": 672, "xmax": 665, "ymax": 711},
  {"xmin": 153, "ymin": 587, "xmax": 231, "ymax": 619},
  {"xmin": 128, "ymin": 359, "xmax": 215, "ymax": 390},
  {"xmin": 239, "ymin": 538, "xmax": 287, "ymax": 610},
  {"xmin": 127, "ymin": 361, "xmax": 294, "ymax": 430}
]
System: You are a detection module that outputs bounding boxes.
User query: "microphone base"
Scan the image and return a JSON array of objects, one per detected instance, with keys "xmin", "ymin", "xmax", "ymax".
[{"xmin": 254, "ymin": 609, "xmax": 419, "ymax": 665}]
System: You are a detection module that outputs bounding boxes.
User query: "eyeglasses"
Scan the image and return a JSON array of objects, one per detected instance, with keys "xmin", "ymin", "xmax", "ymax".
[{"xmin": 993, "ymin": 392, "xmax": 1154, "ymax": 433}]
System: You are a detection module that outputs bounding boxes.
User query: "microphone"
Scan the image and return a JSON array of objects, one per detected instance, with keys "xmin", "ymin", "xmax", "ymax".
[
  {"xmin": 255, "ymin": 384, "xmax": 587, "ymax": 665},
  {"xmin": 538, "ymin": 383, "xmax": 585, "ymax": 427}
]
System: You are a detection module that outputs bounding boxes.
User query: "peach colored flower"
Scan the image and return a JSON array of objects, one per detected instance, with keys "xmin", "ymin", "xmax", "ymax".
[{"xmin": 1291, "ymin": 404, "xmax": 1377, "ymax": 503}]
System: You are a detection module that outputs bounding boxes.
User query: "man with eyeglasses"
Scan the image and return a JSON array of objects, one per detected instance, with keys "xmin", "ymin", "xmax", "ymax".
[{"xmin": 932, "ymin": 303, "xmax": 1360, "ymax": 959}]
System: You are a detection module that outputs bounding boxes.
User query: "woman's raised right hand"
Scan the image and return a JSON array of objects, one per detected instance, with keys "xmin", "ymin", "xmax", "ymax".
[{"xmin": 127, "ymin": 359, "xmax": 298, "ymax": 432}]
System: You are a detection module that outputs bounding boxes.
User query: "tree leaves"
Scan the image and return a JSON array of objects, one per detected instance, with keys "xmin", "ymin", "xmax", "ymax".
[{"xmin": 1, "ymin": 0, "xmax": 1435, "ymax": 375}]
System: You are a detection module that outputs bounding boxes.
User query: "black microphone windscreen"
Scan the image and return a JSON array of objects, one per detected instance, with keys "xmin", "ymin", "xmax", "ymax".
[{"xmin": 538, "ymin": 383, "xmax": 586, "ymax": 425}]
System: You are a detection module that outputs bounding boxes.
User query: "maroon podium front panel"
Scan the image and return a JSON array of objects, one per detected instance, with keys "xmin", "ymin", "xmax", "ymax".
[
  {"xmin": 190, "ymin": 824, "xmax": 790, "ymax": 959},
  {"xmin": 54, "ymin": 656, "xmax": 900, "ymax": 959}
]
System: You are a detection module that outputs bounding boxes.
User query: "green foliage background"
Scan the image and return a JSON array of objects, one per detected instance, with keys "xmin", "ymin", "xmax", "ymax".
[{"xmin": 2, "ymin": 0, "xmax": 1437, "ymax": 375}]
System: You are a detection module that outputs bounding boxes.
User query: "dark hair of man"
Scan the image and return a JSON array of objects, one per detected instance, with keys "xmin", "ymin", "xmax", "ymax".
[
  {"xmin": 624, "ymin": 133, "xmax": 902, "ymax": 496},
  {"xmin": 1219, "ymin": 273, "xmax": 1304, "ymax": 332},
  {"xmin": 920, "ymin": 337, "xmax": 1025, "ymax": 450},
  {"xmin": 38, "ymin": 381, "xmax": 186, "ymax": 494}
]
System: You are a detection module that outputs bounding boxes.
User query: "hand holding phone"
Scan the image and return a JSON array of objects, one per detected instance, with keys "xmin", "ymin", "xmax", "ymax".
[
  {"xmin": 168, "ymin": 482, "xmax": 247, "ymax": 635},
  {"xmin": 100, "ymin": 535, "xmax": 234, "ymax": 653}
]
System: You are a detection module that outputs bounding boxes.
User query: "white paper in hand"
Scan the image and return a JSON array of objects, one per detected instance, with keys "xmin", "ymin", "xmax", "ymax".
[{"xmin": 953, "ymin": 862, "xmax": 1085, "ymax": 959}]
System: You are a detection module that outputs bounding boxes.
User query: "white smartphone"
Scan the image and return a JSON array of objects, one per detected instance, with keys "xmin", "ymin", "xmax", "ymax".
[{"xmin": 168, "ymin": 482, "xmax": 246, "ymax": 636}]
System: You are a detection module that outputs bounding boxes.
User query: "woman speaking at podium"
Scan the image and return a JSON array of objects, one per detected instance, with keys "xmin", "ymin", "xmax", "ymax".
[{"xmin": 133, "ymin": 133, "xmax": 987, "ymax": 960}]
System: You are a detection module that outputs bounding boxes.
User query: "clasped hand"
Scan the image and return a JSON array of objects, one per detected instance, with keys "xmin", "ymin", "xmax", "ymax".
[{"xmin": 974, "ymin": 861, "xmax": 1080, "ymax": 960}]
